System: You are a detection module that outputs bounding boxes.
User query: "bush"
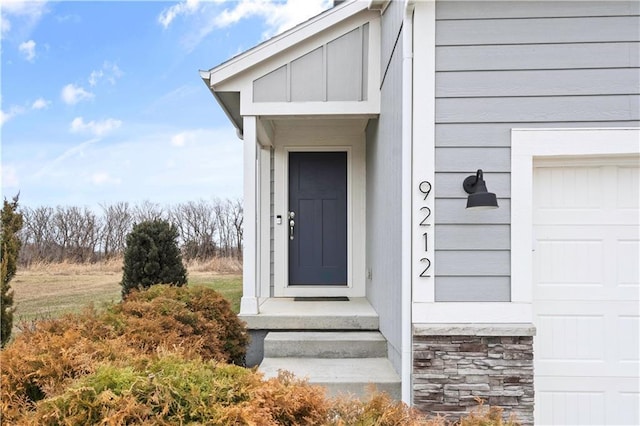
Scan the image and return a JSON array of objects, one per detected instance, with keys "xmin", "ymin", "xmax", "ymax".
[
  {"xmin": 121, "ymin": 220, "xmax": 187, "ymax": 297},
  {"xmin": 108, "ymin": 285, "xmax": 248, "ymax": 365},
  {"xmin": 1, "ymin": 286, "xmax": 247, "ymax": 422},
  {"xmin": 1, "ymin": 195, "xmax": 24, "ymax": 347},
  {"xmin": 20, "ymin": 356, "xmax": 330, "ymax": 426},
  {"xmin": 1, "ymin": 286, "xmax": 519, "ymax": 425}
]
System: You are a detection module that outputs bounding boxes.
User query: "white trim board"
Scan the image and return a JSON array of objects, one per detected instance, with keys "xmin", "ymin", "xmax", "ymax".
[{"xmin": 511, "ymin": 127, "xmax": 640, "ymax": 322}]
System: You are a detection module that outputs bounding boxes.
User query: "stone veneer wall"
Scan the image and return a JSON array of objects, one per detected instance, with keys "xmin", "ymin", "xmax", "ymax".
[{"xmin": 412, "ymin": 325, "xmax": 535, "ymax": 425}]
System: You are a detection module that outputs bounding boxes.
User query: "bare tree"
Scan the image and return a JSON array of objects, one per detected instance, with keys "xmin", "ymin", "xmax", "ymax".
[
  {"xmin": 230, "ymin": 199, "xmax": 243, "ymax": 258},
  {"xmin": 20, "ymin": 205, "xmax": 60, "ymax": 263},
  {"xmin": 101, "ymin": 202, "xmax": 133, "ymax": 258},
  {"xmin": 170, "ymin": 200, "xmax": 217, "ymax": 261},
  {"xmin": 214, "ymin": 199, "xmax": 231, "ymax": 257},
  {"xmin": 17, "ymin": 198, "xmax": 244, "ymax": 265},
  {"xmin": 133, "ymin": 200, "xmax": 165, "ymax": 224}
]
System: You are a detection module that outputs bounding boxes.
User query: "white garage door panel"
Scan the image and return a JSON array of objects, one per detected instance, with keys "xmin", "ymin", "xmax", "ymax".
[
  {"xmin": 534, "ymin": 229, "xmax": 639, "ymax": 301},
  {"xmin": 534, "ymin": 158, "xmax": 639, "ymax": 425},
  {"xmin": 535, "ymin": 309, "xmax": 639, "ymax": 377},
  {"xmin": 536, "ymin": 377, "xmax": 640, "ymax": 426}
]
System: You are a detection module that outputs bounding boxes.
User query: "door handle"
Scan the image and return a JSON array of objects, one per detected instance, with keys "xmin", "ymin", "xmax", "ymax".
[{"xmin": 289, "ymin": 211, "xmax": 295, "ymax": 240}]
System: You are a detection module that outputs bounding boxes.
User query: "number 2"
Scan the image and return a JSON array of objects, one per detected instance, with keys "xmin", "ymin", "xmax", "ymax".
[
  {"xmin": 419, "ymin": 257, "xmax": 431, "ymax": 277},
  {"xmin": 419, "ymin": 206, "xmax": 431, "ymax": 226}
]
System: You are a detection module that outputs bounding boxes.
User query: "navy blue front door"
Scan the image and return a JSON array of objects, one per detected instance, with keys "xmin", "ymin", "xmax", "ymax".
[{"xmin": 288, "ymin": 152, "xmax": 347, "ymax": 285}]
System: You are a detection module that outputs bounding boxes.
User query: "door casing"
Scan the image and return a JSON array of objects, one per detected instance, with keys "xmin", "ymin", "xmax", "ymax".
[{"xmin": 274, "ymin": 144, "xmax": 365, "ymax": 298}]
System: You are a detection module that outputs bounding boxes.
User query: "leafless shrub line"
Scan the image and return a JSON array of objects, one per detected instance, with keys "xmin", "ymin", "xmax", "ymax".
[{"xmin": 18, "ymin": 199, "xmax": 243, "ymax": 265}]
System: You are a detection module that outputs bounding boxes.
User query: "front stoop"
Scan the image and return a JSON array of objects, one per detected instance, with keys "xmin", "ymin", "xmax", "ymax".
[{"xmin": 259, "ymin": 331, "xmax": 401, "ymax": 400}]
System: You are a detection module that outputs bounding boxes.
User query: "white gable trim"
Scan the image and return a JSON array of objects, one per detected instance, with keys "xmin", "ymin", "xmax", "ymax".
[{"xmin": 204, "ymin": 1, "xmax": 370, "ymax": 87}]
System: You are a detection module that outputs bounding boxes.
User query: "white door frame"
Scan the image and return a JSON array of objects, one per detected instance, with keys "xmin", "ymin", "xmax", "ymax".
[{"xmin": 273, "ymin": 142, "xmax": 366, "ymax": 298}]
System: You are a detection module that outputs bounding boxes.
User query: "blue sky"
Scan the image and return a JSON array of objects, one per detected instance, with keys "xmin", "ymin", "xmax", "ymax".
[{"xmin": 1, "ymin": 0, "xmax": 331, "ymax": 209}]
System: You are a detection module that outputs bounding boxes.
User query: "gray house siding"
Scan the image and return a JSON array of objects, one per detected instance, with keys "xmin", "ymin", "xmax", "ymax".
[
  {"xmin": 433, "ymin": 0, "xmax": 640, "ymax": 302},
  {"xmin": 365, "ymin": 0, "xmax": 404, "ymax": 373}
]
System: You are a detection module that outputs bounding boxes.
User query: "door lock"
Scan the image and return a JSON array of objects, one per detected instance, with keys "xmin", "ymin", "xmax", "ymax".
[{"xmin": 289, "ymin": 211, "xmax": 295, "ymax": 240}]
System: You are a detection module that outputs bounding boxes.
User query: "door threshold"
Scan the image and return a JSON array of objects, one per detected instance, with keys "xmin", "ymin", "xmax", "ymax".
[{"xmin": 293, "ymin": 296, "xmax": 349, "ymax": 302}]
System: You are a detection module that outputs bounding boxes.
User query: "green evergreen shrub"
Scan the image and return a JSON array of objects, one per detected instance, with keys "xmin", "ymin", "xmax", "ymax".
[
  {"xmin": 1, "ymin": 195, "xmax": 24, "ymax": 347},
  {"xmin": 120, "ymin": 219, "xmax": 187, "ymax": 297}
]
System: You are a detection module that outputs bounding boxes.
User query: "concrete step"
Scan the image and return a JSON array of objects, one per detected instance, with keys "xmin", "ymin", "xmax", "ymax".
[
  {"xmin": 239, "ymin": 298, "xmax": 379, "ymax": 330},
  {"xmin": 259, "ymin": 357, "xmax": 401, "ymax": 400},
  {"xmin": 264, "ymin": 331, "xmax": 387, "ymax": 358}
]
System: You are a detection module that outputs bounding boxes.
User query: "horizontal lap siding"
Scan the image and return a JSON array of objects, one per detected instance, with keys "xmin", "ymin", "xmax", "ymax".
[{"xmin": 433, "ymin": 1, "xmax": 640, "ymax": 302}]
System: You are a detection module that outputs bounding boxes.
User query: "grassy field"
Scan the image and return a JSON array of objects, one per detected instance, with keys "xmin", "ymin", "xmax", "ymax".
[{"xmin": 11, "ymin": 260, "xmax": 242, "ymax": 329}]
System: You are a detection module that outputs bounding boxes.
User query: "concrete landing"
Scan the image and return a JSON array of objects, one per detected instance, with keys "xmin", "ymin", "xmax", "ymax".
[{"xmin": 239, "ymin": 297, "xmax": 379, "ymax": 330}]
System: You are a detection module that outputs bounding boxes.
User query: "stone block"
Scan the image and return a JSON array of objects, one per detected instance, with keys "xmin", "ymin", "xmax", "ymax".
[
  {"xmin": 460, "ymin": 343, "xmax": 486, "ymax": 352},
  {"xmin": 445, "ymin": 383, "xmax": 490, "ymax": 392},
  {"xmin": 465, "ymin": 375, "xmax": 489, "ymax": 384},
  {"xmin": 413, "ymin": 383, "xmax": 442, "ymax": 391},
  {"xmin": 489, "ymin": 395, "xmax": 520, "ymax": 406}
]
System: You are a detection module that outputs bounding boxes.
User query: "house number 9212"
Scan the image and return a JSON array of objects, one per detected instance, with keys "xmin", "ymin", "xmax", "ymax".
[{"xmin": 418, "ymin": 181, "xmax": 432, "ymax": 278}]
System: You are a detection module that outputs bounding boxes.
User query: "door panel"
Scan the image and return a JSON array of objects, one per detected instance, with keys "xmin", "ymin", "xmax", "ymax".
[
  {"xmin": 289, "ymin": 152, "xmax": 347, "ymax": 285},
  {"xmin": 533, "ymin": 160, "xmax": 640, "ymax": 425}
]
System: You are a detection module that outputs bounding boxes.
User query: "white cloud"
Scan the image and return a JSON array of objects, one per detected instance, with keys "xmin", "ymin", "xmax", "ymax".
[
  {"xmin": 11, "ymin": 126, "xmax": 244, "ymax": 208},
  {"xmin": 70, "ymin": 117, "xmax": 122, "ymax": 137},
  {"xmin": 61, "ymin": 83, "xmax": 94, "ymax": 105},
  {"xmin": 1, "ymin": 0, "xmax": 49, "ymax": 38},
  {"xmin": 88, "ymin": 61, "xmax": 123, "ymax": 87},
  {"xmin": 160, "ymin": 0, "xmax": 331, "ymax": 51},
  {"xmin": 31, "ymin": 97, "xmax": 50, "ymax": 110},
  {"xmin": 33, "ymin": 138, "xmax": 100, "ymax": 179},
  {"xmin": 0, "ymin": 105, "xmax": 25, "ymax": 126},
  {"xmin": 158, "ymin": 0, "xmax": 201, "ymax": 29},
  {"xmin": 0, "ymin": 97, "xmax": 50, "ymax": 126},
  {"xmin": 1, "ymin": 15, "xmax": 11, "ymax": 34},
  {"xmin": 1, "ymin": 165, "xmax": 20, "ymax": 188},
  {"xmin": 90, "ymin": 172, "xmax": 121, "ymax": 186},
  {"xmin": 18, "ymin": 39, "xmax": 35, "ymax": 61},
  {"xmin": 88, "ymin": 70, "xmax": 103, "ymax": 87},
  {"xmin": 171, "ymin": 132, "xmax": 188, "ymax": 147}
]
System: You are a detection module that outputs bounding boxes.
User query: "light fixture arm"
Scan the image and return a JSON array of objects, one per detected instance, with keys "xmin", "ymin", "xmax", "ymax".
[{"xmin": 463, "ymin": 169, "xmax": 487, "ymax": 194}]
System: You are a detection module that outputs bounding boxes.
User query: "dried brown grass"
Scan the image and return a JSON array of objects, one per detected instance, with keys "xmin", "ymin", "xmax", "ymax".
[
  {"xmin": 186, "ymin": 256, "xmax": 242, "ymax": 273},
  {"xmin": 11, "ymin": 257, "xmax": 243, "ymax": 325},
  {"xmin": 21, "ymin": 256, "xmax": 242, "ymax": 275},
  {"xmin": 22, "ymin": 258, "xmax": 124, "ymax": 275}
]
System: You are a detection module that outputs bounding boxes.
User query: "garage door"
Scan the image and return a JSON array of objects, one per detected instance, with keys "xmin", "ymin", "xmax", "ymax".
[{"xmin": 533, "ymin": 156, "xmax": 639, "ymax": 425}]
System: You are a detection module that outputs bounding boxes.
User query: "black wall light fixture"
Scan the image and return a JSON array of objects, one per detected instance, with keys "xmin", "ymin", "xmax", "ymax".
[{"xmin": 463, "ymin": 169, "xmax": 499, "ymax": 210}]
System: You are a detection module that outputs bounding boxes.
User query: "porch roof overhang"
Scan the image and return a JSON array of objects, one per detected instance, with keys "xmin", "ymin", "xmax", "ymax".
[{"xmin": 199, "ymin": 0, "xmax": 381, "ymax": 138}]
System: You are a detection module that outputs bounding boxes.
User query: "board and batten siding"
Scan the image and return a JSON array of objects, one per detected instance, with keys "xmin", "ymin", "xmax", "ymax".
[
  {"xmin": 253, "ymin": 24, "xmax": 370, "ymax": 103},
  {"xmin": 365, "ymin": 0, "xmax": 405, "ymax": 373},
  {"xmin": 433, "ymin": 1, "xmax": 640, "ymax": 302}
]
